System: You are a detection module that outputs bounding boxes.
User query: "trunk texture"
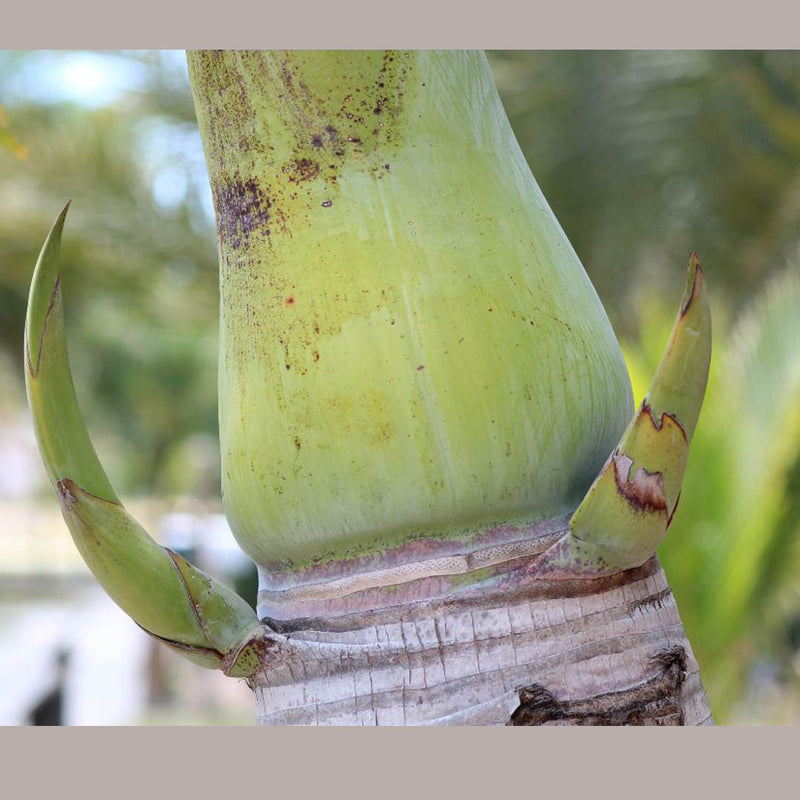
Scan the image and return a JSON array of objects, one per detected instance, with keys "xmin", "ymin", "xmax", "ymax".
[{"xmin": 250, "ymin": 521, "xmax": 712, "ymax": 725}]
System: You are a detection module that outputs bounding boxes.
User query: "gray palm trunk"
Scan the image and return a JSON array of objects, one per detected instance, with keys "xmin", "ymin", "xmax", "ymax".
[{"xmin": 250, "ymin": 523, "xmax": 710, "ymax": 725}]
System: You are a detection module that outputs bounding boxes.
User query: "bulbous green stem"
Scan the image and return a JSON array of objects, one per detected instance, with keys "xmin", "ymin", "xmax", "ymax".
[
  {"xmin": 187, "ymin": 50, "xmax": 634, "ymax": 574},
  {"xmin": 532, "ymin": 255, "xmax": 712, "ymax": 578},
  {"xmin": 24, "ymin": 204, "xmax": 269, "ymax": 678}
]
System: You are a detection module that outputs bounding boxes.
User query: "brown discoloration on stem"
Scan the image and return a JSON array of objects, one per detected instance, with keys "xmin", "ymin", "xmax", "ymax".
[
  {"xmin": 508, "ymin": 645, "xmax": 688, "ymax": 725},
  {"xmin": 230, "ymin": 636, "xmax": 279, "ymax": 681},
  {"xmin": 525, "ymin": 256, "xmax": 709, "ymax": 582},
  {"xmin": 286, "ymin": 157, "xmax": 321, "ymax": 183},
  {"xmin": 612, "ymin": 453, "xmax": 668, "ymax": 514},
  {"xmin": 137, "ymin": 600, "xmax": 283, "ymax": 679},
  {"xmin": 212, "ymin": 175, "xmax": 271, "ymax": 248},
  {"xmin": 25, "ymin": 200, "xmax": 72, "ymax": 379},
  {"xmin": 188, "ymin": 50, "xmax": 416, "ymax": 253},
  {"xmin": 56, "ymin": 479, "xmax": 118, "ymax": 519},
  {"xmin": 56, "ymin": 477, "xmax": 78, "ymax": 511},
  {"xmin": 258, "ymin": 514, "xmax": 571, "ymax": 592}
]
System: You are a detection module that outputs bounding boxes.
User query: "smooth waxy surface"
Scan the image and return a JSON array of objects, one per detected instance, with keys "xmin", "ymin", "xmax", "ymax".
[{"xmin": 188, "ymin": 50, "xmax": 634, "ymax": 572}]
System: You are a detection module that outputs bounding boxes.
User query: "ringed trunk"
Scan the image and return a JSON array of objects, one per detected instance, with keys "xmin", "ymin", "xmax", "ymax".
[{"xmin": 253, "ymin": 542, "xmax": 710, "ymax": 725}]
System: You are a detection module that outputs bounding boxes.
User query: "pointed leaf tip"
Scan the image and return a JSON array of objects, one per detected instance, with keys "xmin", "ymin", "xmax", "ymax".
[
  {"xmin": 681, "ymin": 252, "xmax": 704, "ymax": 318},
  {"xmin": 649, "ymin": 252, "xmax": 711, "ymax": 443},
  {"xmin": 25, "ymin": 201, "xmax": 72, "ymax": 378},
  {"xmin": 530, "ymin": 254, "xmax": 712, "ymax": 579},
  {"xmin": 24, "ymin": 206, "xmax": 117, "ymax": 501}
]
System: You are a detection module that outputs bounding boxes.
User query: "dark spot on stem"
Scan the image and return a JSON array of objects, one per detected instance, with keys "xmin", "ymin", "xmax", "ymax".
[
  {"xmin": 289, "ymin": 158, "xmax": 320, "ymax": 182},
  {"xmin": 631, "ymin": 587, "xmax": 674, "ymax": 616},
  {"xmin": 508, "ymin": 646, "xmax": 688, "ymax": 725},
  {"xmin": 212, "ymin": 176, "xmax": 271, "ymax": 249},
  {"xmin": 56, "ymin": 478, "xmax": 78, "ymax": 511}
]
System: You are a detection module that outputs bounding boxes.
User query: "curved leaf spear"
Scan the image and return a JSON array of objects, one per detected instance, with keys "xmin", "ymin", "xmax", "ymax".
[
  {"xmin": 25, "ymin": 203, "xmax": 271, "ymax": 678},
  {"xmin": 25, "ymin": 52, "xmax": 711, "ymax": 690}
]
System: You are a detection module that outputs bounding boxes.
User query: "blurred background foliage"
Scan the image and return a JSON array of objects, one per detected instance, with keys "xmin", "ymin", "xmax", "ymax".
[{"xmin": 1, "ymin": 50, "xmax": 800, "ymax": 723}]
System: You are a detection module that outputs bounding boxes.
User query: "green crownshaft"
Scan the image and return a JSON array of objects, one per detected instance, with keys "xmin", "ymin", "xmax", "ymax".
[{"xmin": 187, "ymin": 50, "xmax": 635, "ymax": 574}]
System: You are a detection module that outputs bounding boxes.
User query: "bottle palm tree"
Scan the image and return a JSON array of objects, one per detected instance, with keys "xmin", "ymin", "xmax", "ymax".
[{"xmin": 25, "ymin": 50, "xmax": 712, "ymax": 724}]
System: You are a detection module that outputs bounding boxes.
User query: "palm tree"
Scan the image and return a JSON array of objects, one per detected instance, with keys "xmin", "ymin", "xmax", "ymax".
[{"xmin": 25, "ymin": 50, "xmax": 712, "ymax": 724}]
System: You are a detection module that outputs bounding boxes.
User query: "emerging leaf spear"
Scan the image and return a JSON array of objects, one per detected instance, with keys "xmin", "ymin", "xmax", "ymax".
[{"xmin": 25, "ymin": 52, "xmax": 710, "ymax": 690}]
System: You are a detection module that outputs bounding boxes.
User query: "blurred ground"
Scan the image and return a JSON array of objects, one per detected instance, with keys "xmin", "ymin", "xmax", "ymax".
[{"xmin": 0, "ymin": 502, "xmax": 255, "ymax": 725}]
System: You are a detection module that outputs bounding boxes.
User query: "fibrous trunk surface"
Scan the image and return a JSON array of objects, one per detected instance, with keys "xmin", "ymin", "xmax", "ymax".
[{"xmin": 250, "ymin": 531, "xmax": 711, "ymax": 725}]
